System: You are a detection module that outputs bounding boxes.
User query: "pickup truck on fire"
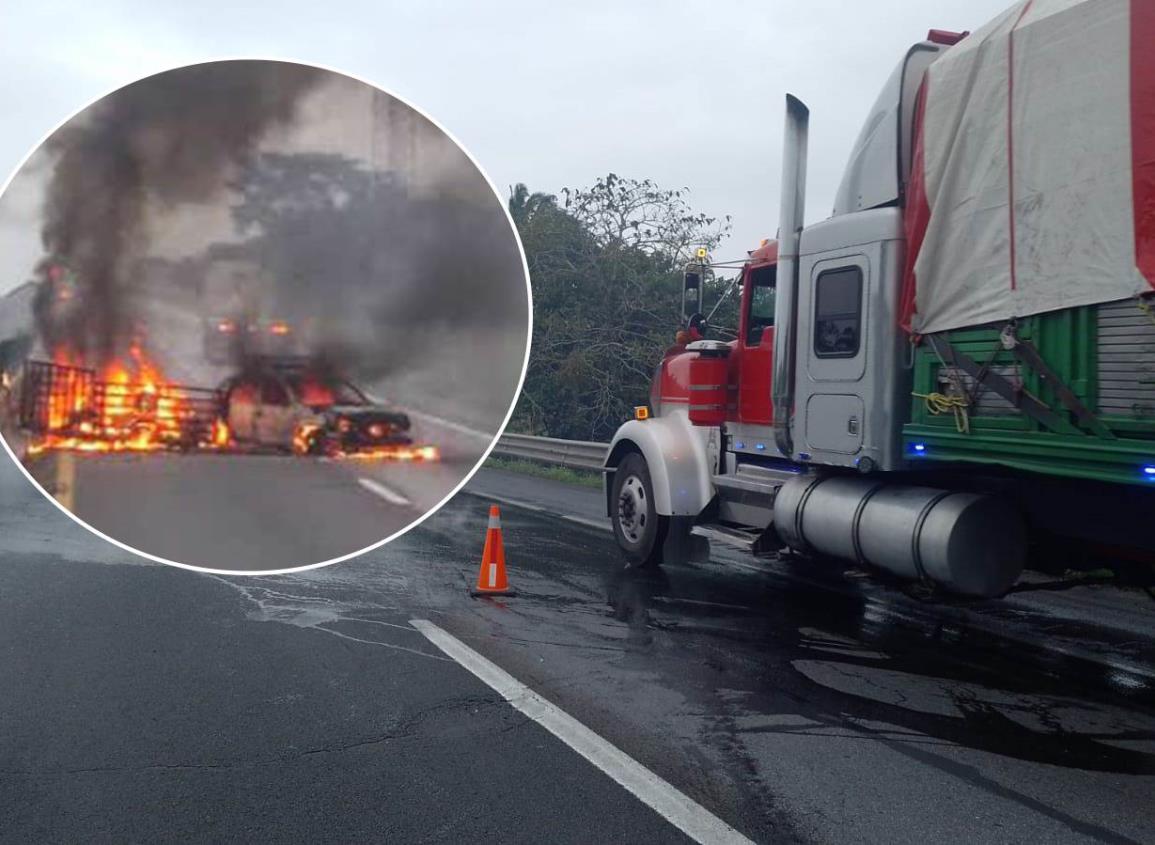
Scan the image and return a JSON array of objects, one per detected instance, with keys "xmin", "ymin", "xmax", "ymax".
[
  {"xmin": 605, "ymin": 0, "xmax": 1155, "ymax": 597},
  {"xmin": 220, "ymin": 358, "xmax": 436, "ymax": 459}
]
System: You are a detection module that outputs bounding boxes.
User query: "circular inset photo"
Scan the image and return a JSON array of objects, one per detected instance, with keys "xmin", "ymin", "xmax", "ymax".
[{"xmin": 0, "ymin": 59, "xmax": 530, "ymax": 573}]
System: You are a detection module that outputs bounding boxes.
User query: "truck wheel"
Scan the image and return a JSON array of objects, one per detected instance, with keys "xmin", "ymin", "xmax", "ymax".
[{"xmin": 612, "ymin": 452, "xmax": 668, "ymax": 566}]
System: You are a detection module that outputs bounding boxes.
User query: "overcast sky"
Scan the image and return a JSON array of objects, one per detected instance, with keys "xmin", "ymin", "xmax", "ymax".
[{"xmin": 0, "ymin": 0, "xmax": 1012, "ymax": 290}]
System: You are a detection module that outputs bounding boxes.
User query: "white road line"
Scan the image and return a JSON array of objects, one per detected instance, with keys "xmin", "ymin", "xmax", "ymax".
[
  {"xmin": 357, "ymin": 477, "xmax": 412, "ymax": 507},
  {"xmin": 468, "ymin": 491, "xmax": 549, "ymax": 514},
  {"xmin": 410, "ymin": 619, "xmax": 754, "ymax": 845}
]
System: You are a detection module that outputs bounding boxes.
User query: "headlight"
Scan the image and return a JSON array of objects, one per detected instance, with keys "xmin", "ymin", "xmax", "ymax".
[
  {"xmin": 337, "ymin": 417, "xmax": 352, "ymax": 433},
  {"xmin": 367, "ymin": 423, "xmax": 386, "ymax": 438}
]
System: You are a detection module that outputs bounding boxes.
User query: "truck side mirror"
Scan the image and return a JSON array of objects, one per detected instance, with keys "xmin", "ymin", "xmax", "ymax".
[{"xmin": 683, "ymin": 269, "xmax": 702, "ymax": 321}]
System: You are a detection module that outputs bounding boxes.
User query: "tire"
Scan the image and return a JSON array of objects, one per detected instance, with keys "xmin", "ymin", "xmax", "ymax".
[
  {"xmin": 303, "ymin": 430, "xmax": 326, "ymax": 456},
  {"xmin": 611, "ymin": 452, "xmax": 668, "ymax": 567}
]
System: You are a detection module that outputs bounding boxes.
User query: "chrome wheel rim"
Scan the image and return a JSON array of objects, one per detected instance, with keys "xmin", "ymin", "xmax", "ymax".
[{"xmin": 617, "ymin": 474, "xmax": 648, "ymax": 544}]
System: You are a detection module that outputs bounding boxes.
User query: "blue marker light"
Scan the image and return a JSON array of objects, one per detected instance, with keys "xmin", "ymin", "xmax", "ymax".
[
  {"xmin": 912, "ymin": 443, "xmax": 927, "ymax": 454},
  {"xmin": 1144, "ymin": 465, "xmax": 1155, "ymax": 479},
  {"xmin": 755, "ymin": 443, "xmax": 766, "ymax": 451},
  {"xmin": 735, "ymin": 441, "xmax": 745, "ymax": 450}
]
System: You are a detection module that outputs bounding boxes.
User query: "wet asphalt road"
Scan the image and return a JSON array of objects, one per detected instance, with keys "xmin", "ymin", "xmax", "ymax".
[
  {"xmin": 1, "ymin": 464, "xmax": 1154, "ymax": 843},
  {"xmin": 26, "ymin": 408, "xmax": 492, "ymax": 571}
]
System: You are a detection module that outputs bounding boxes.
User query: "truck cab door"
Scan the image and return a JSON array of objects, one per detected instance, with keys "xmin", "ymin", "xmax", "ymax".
[
  {"xmin": 225, "ymin": 381, "xmax": 258, "ymax": 443},
  {"xmin": 793, "ymin": 209, "xmax": 906, "ymax": 471},
  {"xmin": 802, "ymin": 258, "xmax": 868, "ymax": 457}
]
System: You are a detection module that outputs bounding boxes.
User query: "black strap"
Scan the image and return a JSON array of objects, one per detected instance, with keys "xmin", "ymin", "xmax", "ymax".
[
  {"xmin": 1008, "ymin": 335, "xmax": 1116, "ymax": 440},
  {"xmin": 926, "ymin": 334, "xmax": 1071, "ymax": 435}
]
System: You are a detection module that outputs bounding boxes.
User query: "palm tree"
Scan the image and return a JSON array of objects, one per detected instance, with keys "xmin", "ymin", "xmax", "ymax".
[{"xmin": 508, "ymin": 184, "xmax": 556, "ymax": 227}]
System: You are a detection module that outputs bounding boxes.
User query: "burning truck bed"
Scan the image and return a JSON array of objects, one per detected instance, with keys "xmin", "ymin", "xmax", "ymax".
[
  {"xmin": 13, "ymin": 356, "xmax": 439, "ymax": 462},
  {"xmin": 19, "ymin": 359, "xmax": 225, "ymax": 455}
]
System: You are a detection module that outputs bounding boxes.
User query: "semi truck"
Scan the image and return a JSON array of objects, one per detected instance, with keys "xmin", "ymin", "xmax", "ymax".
[
  {"xmin": 604, "ymin": 0, "xmax": 1155, "ymax": 597},
  {"xmin": 200, "ymin": 249, "xmax": 305, "ymax": 365}
]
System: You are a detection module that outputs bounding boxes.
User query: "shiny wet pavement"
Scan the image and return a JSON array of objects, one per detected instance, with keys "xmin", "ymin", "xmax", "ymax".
[
  {"xmin": 1, "ymin": 464, "xmax": 1153, "ymax": 843},
  {"xmin": 431, "ymin": 489, "xmax": 1155, "ymax": 843}
]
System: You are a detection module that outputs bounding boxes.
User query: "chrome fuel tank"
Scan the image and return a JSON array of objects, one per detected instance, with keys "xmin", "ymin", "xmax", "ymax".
[{"xmin": 774, "ymin": 475, "xmax": 1026, "ymax": 597}]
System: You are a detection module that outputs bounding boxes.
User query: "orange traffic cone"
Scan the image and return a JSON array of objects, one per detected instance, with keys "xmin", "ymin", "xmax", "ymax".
[{"xmin": 470, "ymin": 505, "xmax": 517, "ymax": 597}]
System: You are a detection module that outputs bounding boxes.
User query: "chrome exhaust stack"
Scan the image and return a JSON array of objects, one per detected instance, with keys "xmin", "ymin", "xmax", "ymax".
[{"xmin": 772, "ymin": 94, "xmax": 809, "ymax": 458}]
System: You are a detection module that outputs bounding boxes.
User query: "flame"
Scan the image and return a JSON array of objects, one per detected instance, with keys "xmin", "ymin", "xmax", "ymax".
[
  {"xmin": 335, "ymin": 445, "xmax": 439, "ymax": 462},
  {"xmin": 211, "ymin": 418, "xmax": 231, "ymax": 448},
  {"xmin": 298, "ymin": 380, "xmax": 335, "ymax": 407},
  {"xmin": 29, "ymin": 347, "xmax": 224, "ymax": 455},
  {"xmin": 292, "ymin": 422, "xmax": 322, "ymax": 455},
  {"xmin": 24, "ymin": 347, "xmax": 440, "ymax": 464}
]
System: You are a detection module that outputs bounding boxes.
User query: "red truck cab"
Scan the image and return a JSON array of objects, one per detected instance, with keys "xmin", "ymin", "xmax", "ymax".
[{"xmin": 653, "ymin": 240, "xmax": 779, "ymax": 426}]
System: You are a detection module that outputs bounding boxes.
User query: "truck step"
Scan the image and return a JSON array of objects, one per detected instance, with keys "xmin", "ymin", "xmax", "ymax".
[
  {"xmin": 693, "ymin": 524, "xmax": 763, "ymax": 550},
  {"xmin": 693, "ymin": 523, "xmax": 783, "ymax": 556},
  {"xmin": 712, "ymin": 462, "xmax": 801, "ymax": 495}
]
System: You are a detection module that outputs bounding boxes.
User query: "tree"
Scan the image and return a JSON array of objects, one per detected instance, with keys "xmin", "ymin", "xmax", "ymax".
[
  {"xmin": 508, "ymin": 184, "xmax": 556, "ymax": 228},
  {"xmin": 509, "ymin": 175, "xmax": 733, "ymax": 441}
]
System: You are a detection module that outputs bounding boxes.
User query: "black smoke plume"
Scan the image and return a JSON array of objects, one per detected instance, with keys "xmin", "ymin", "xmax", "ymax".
[
  {"xmin": 224, "ymin": 146, "xmax": 527, "ymax": 388},
  {"xmin": 35, "ymin": 60, "xmax": 321, "ymax": 367}
]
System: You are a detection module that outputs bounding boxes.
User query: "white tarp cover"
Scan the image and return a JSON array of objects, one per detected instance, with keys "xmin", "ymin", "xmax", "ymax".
[{"xmin": 901, "ymin": 0, "xmax": 1155, "ymax": 335}]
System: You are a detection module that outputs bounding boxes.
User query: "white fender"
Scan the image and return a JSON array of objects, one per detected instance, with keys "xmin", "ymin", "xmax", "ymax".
[{"xmin": 604, "ymin": 409, "xmax": 715, "ymax": 517}]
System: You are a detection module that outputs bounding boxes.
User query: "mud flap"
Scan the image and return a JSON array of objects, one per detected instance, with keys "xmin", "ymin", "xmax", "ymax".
[{"xmin": 661, "ymin": 517, "xmax": 710, "ymax": 565}]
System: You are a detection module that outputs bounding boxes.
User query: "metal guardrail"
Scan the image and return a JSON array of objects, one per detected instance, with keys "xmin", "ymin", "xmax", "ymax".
[{"xmin": 493, "ymin": 432, "xmax": 609, "ymax": 471}]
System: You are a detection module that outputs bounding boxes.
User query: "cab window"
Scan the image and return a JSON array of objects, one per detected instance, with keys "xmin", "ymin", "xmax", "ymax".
[
  {"xmin": 259, "ymin": 377, "xmax": 290, "ymax": 406},
  {"xmin": 814, "ymin": 266, "xmax": 863, "ymax": 358},
  {"xmin": 745, "ymin": 266, "xmax": 777, "ymax": 346}
]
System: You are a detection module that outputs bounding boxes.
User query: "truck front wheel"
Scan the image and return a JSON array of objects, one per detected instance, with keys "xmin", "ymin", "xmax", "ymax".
[{"xmin": 612, "ymin": 452, "xmax": 668, "ymax": 567}]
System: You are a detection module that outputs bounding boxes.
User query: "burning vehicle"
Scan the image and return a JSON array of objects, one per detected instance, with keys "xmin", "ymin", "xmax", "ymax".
[
  {"xmin": 219, "ymin": 358, "xmax": 437, "ymax": 459},
  {"xmin": 17, "ymin": 351, "xmax": 227, "ymax": 455},
  {"xmin": 10, "ymin": 265, "xmax": 435, "ymax": 462},
  {"xmin": 14, "ymin": 351, "xmax": 438, "ymax": 462}
]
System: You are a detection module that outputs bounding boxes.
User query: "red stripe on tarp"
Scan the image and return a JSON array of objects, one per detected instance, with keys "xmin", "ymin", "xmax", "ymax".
[
  {"xmin": 1133, "ymin": 0, "xmax": 1155, "ymax": 288},
  {"xmin": 1006, "ymin": 0, "xmax": 1034, "ymax": 292},
  {"xmin": 900, "ymin": 79, "xmax": 931, "ymax": 334}
]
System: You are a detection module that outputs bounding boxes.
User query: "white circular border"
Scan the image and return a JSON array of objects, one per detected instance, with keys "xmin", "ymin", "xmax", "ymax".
[{"xmin": 0, "ymin": 56, "xmax": 533, "ymax": 577}]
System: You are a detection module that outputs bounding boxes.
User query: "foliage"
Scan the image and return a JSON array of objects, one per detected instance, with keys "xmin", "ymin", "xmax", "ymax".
[
  {"xmin": 484, "ymin": 455, "xmax": 602, "ymax": 488},
  {"xmin": 509, "ymin": 175, "xmax": 734, "ymax": 441}
]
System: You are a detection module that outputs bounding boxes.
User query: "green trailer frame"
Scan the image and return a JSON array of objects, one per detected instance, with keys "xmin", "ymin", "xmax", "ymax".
[{"xmin": 902, "ymin": 304, "xmax": 1155, "ymax": 487}]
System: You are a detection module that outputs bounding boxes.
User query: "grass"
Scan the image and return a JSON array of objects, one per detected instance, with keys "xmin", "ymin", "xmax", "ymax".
[{"xmin": 484, "ymin": 455, "xmax": 603, "ymax": 488}]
